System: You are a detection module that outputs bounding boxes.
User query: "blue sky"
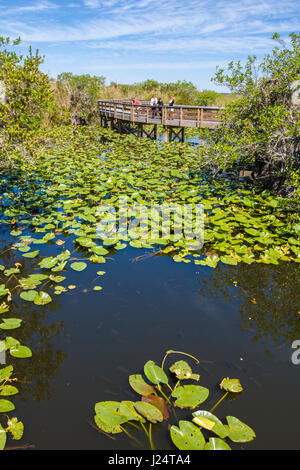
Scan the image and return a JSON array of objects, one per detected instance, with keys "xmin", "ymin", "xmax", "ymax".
[{"xmin": 0, "ymin": 0, "xmax": 299, "ymax": 90}]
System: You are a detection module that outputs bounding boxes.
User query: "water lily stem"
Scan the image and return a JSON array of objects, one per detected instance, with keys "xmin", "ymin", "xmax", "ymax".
[
  {"xmin": 209, "ymin": 391, "xmax": 229, "ymax": 413},
  {"xmin": 148, "ymin": 423, "xmax": 155, "ymax": 450},
  {"xmin": 157, "ymin": 384, "xmax": 172, "ymax": 406},
  {"xmin": 161, "ymin": 349, "xmax": 199, "ymax": 371},
  {"xmin": 120, "ymin": 426, "xmax": 143, "ymax": 447}
]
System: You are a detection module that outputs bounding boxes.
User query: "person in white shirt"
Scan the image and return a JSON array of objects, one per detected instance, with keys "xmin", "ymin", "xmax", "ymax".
[{"xmin": 150, "ymin": 95, "xmax": 158, "ymax": 117}]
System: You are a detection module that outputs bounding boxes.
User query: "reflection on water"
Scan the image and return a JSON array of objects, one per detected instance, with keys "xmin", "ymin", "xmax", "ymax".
[
  {"xmin": 1, "ymin": 224, "xmax": 298, "ymax": 450},
  {"xmin": 197, "ymin": 261, "xmax": 300, "ymax": 344}
]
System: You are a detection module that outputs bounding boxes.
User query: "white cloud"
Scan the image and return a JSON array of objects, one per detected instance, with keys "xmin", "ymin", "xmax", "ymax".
[
  {"xmin": 83, "ymin": 0, "xmax": 100, "ymax": 7},
  {"xmin": 0, "ymin": 1, "xmax": 58, "ymax": 16}
]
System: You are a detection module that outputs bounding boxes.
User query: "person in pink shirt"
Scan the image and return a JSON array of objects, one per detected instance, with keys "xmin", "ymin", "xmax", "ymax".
[{"xmin": 132, "ymin": 98, "xmax": 142, "ymax": 116}]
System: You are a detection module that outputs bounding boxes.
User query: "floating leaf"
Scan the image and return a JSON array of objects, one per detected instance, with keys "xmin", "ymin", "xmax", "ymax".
[
  {"xmin": 134, "ymin": 401, "xmax": 164, "ymax": 423},
  {"xmin": 141, "ymin": 395, "xmax": 169, "ymax": 420},
  {"xmin": 22, "ymin": 250, "xmax": 39, "ymax": 258},
  {"xmin": 20, "ymin": 290, "xmax": 37, "ymax": 302},
  {"xmin": 0, "ymin": 285, "xmax": 9, "ymax": 298},
  {"xmin": 220, "ymin": 378, "xmax": 243, "ymax": 393},
  {"xmin": 0, "ymin": 424, "xmax": 6, "ymax": 450},
  {"xmin": 119, "ymin": 401, "xmax": 145, "ymax": 422},
  {"xmin": 94, "ymin": 414, "xmax": 122, "ymax": 434},
  {"xmin": 0, "ymin": 385, "xmax": 19, "ymax": 396},
  {"xmin": 94, "ymin": 401, "xmax": 128, "ymax": 427},
  {"xmin": 9, "ymin": 345, "xmax": 32, "ymax": 359},
  {"xmin": 129, "ymin": 375, "xmax": 155, "ymax": 396},
  {"xmin": 34, "ymin": 291, "xmax": 52, "ymax": 305},
  {"xmin": 0, "ymin": 318, "xmax": 22, "ymax": 330},
  {"xmin": 169, "ymin": 360, "xmax": 199, "ymax": 381},
  {"xmin": 192, "ymin": 410, "xmax": 228, "ymax": 438},
  {"xmin": 6, "ymin": 418, "xmax": 24, "ymax": 440},
  {"xmin": 225, "ymin": 416, "xmax": 256, "ymax": 442},
  {"xmin": 171, "ymin": 384, "xmax": 209, "ymax": 409},
  {"xmin": 0, "ymin": 399, "xmax": 15, "ymax": 412},
  {"xmin": 204, "ymin": 437, "xmax": 231, "ymax": 450},
  {"xmin": 70, "ymin": 262, "xmax": 87, "ymax": 272},
  {"xmin": 170, "ymin": 420, "xmax": 205, "ymax": 450},
  {"xmin": 144, "ymin": 360, "xmax": 168, "ymax": 385}
]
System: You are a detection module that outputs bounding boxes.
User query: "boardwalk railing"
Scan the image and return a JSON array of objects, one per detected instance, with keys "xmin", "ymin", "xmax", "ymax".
[{"xmin": 98, "ymin": 99, "xmax": 223, "ymax": 128}]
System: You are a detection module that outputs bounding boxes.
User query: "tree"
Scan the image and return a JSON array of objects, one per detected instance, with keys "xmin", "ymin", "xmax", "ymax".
[
  {"xmin": 56, "ymin": 73, "xmax": 106, "ymax": 123},
  {"xmin": 0, "ymin": 37, "xmax": 54, "ymax": 148},
  {"xmin": 205, "ymin": 33, "xmax": 300, "ymax": 200}
]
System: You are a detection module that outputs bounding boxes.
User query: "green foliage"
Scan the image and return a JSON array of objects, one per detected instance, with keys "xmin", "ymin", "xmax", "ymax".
[
  {"xmin": 56, "ymin": 72, "xmax": 105, "ymax": 123},
  {"xmin": 93, "ymin": 350, "xmax": 255, "ymax": 450},
  {"xmin": 0, "ymin": 36, "xmax": 54, "ymax": 153},
  {"xmin": 0, "ymin": 365, "xmax": 24, "ymax": 449},
  {"xmin": 206, "ymin": 32, "xmax": 300, "ymax": 200}
]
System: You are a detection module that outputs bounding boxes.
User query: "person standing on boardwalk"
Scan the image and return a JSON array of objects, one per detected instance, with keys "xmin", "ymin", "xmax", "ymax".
[
  {"xmin": 150, "ymin": 95, "xmax": 158, "ymax": 118},
  {"xmin": 132, "ymin": 97, "xmax": 142, "ymax": 116},
  {"xmin": 157, "ymin": 98, "xmax": 164, "ymax": 118},
  {"xmin": 169, "ymin": 96, "xmax": 175, "ymax": 119}
]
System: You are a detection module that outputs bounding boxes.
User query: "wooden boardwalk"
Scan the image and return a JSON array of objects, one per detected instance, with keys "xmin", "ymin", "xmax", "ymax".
[{"xmin": 98, "ymin": 99, "xmax": 223, "ymax": 142}]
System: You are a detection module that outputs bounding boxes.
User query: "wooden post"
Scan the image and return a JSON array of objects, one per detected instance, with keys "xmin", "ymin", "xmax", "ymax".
[
  {"xmin": 146, "ymin": 107, "xmax": 149, "ymax": 124},
  {"xmin": 200, "ymin": 108, "xmax": 203, "ymax": 128},
  {"xmin": 131, "ymin": 105, "xmax": 134, "ymax": 124},
  {"xmin": 197, "ymin": 108, "xmax": 200, "ymax": 128},
  {"xmin": 114, "ymin": 104, "xmax": 117, "ymax": 119},
  {"xmin": 180, "ymin": 108, "xmax": 183, "ymax": 126},
  {"xmin": 164, "ymin": 127, "xmax": 168, "ymax": 143},
  {"xmin": 122, "ymin": 104, "xmax": 124, "ymax": 120}
]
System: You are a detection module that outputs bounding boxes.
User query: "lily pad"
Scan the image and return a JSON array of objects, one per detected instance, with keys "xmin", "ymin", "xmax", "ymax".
[
  {"xmin": 204, "ymin": 437, "xmax": 231, "ymax": 450},
  {"xmin": 220, "ymin": 378, "xmax": 243, "ymax": 393},
  {"xmin": 129, "ymin": 374, "xmax": 155, "ymax": 396},
  {"xmin": 0, "ymin": 399, "xmax": 15, "ymax": 412},
  {"xmin": 144, "ymin": 360, "xmax": 168, "ymax": 385},
  {"xmin": 192, "ymin": 410, "xmax": 228, "ymax": 438},
  {"xmin": 134, "ymin": 401, "xmax": 164, "ymax": 423},
  {"xmin": 34, "ymin": 291, "xmax": 52, "ymax": 305},
  {"xmin": 170, "ymin": 420, "xmax": 205, "ymax": 450},
  {"xmin": 70, "ymin": 262, "xmax": 87, "ymax": 272},
  {"xmin": 171, "ymin": 384, "xmax": 209, "ymax": 409},
  {"xmin": 225, "ymin": 416, "xmax": 256, "ymax": 442}
]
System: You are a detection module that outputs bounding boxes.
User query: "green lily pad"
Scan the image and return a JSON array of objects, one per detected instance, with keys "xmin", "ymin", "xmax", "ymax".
[
  {"xmin": 70, "ymin": 262, "xmax": 87, "ymax": 272},
  {"xmin": 170, "ymin": 420, "xmax": 205, "ymax": 450},
  {"xmin": 169, "ymin": 360, "xmax": 199, "ymax": 381},
  {"xmin": 204, "ymin": 437, "xmax": 231, "ymax": 450},
  {"xmin": 20, "ymin": 290, "xmax": 37, "ymax": 302},
  {"xmin": 22, "ymin": 250, "xmax": 39, "ymax": 258},
  {"xmin": 129, "ymin": 374, "xmax": 156, "ymax": 396},
  {"xmin": 0, "ymin": 424, "xmax": 6, "ymax": 450},
  {"xmin": 94, "ymin": 401, "xmax": 128, "ymax": 426},
  {"xmin": 171, "ymin": 384, "xmax": 209, "ymax": 409},
  {"xmin": 192, "ymin": 410, "xmax": 228, "ymax": 438},
  {"xmin": 9, "ymin": 345, "xmax": 32, "ymax": 358},
  {"xmin": 134, "ymin": 401, "xmax": 164, "ymax": 423},
  {"xmin": 0, "ymin": 399, "xmax": 15, "ymax": 412},
  {"xmin": 94, "ymin": 414, "xmax": 122, "ymax": 434},
  {"xmin": 34, "ymin": 291, "xmax": 52, "ymax": 305},
  {"xmin": 220, "ymin": 378, "xmax": 243, "ymax": 393},
  {"xmin": 6, "ymin": 418, "xmax": 24, "ymax": 440},
  {"xmin": 0, "ymin": 385, "xmax": 19, "ymax": 396},
  {"xmin": 0, "ymin": 318, "xmax": 22, "ymax": 330},
  {"xmin": 144, "ymin": 360, "xmax": 168, "ymax": 385},
  {"xmin": 225, "ymin": 416, "xmax": 256, "ymax": 442}
]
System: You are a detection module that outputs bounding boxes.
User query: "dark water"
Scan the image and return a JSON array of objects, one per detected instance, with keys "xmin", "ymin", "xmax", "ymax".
[{"xmin": 2, "ymin": 224, "xmax": 299, "ymax": 451}]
